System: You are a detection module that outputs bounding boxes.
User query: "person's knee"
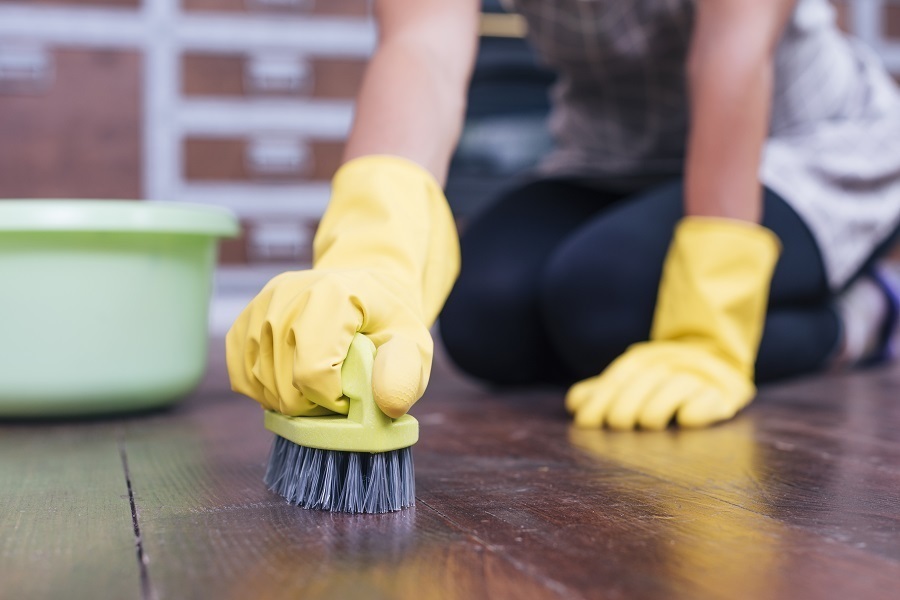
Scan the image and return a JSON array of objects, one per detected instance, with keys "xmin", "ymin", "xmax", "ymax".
[
  {"xmin": 539, "ymin": 229, "xmax": 659, "ymax": 379},
  {"xmin": 439, "ymin": 256, "xmax": 540, "ymax": 384}
]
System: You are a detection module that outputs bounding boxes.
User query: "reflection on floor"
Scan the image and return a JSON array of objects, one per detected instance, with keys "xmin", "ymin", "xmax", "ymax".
[{"xmin": 2, "ymin": 339, "xmax": 900, "ymax": 599}]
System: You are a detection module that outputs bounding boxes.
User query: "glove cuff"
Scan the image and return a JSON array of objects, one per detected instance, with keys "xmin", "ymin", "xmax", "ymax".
[
  {"xmin": 651, "ymin": 216, "xmax": 782, "ymax": 375},
  {"xmin": 313, "ymin": 155, "xmax": 460, "ymax": 325}
]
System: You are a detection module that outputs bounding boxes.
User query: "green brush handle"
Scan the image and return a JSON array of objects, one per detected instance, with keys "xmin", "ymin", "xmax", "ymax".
[
  {"xmin": 264, "ymin": 333, "xmax": 419, "ymax": 453},
  {"xmin": 342, "ymin": 334, "xmax": 391, "ymax": 428}
]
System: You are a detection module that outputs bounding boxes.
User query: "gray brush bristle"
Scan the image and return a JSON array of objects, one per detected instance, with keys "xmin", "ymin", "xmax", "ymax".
[{"xmin": 265, "ymin": 435, "xmax": 415, "ymax": 513}]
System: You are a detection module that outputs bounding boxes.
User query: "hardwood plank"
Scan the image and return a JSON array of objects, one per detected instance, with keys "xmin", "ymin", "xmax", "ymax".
[
  {"xmin": 548, "ymin": 367, "xmax": 900, "ymax": 562},
  {"xmin": 120, "ymin": 339, "xmax": 900, "ymax": 599},
  {"xmin": 565, "ymin": 422, "xmax": 900, "ymax": 562},
  {"xmin": 411, "ymin": 392, "xmax": 900, "ymax": 599},
  {"xmin": 430, "ymin": 348, "xmax": 900, "ymax": 564},
  {"xmin": 9, "ymin": 337, "xmax": 894, "ymax": 599},
  {"xmin": 120, "ymin": 397, "xmax": 567, "ymax": 599},
  {"xmin": 754, "ymin": 365, "xmax": 900, "ymax": 447},
  {"xmin": 0, "ymin": 424, "xmax": 141, "ymax": 600}
]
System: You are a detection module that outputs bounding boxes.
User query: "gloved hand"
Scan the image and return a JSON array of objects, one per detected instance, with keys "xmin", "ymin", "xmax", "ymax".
[
  {"xmin": 567, "ymin": 217, "xmax": 781, "ymax": 430},
  {"xmin": 226, "ymin": 156, "xmax": 459, "ymax": 418}
]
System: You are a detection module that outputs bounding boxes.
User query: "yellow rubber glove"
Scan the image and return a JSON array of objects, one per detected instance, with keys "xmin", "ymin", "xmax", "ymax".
[
  {"xmin": 226, "ymin": 155, "xmax": 459, "ymax": 418},
  {"xmin": 567, "ymin": 217, "xmax": 781, "ymax": 430}
]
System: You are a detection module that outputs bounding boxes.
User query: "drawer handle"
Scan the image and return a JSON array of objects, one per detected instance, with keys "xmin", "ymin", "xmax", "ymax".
[
  {"xmin": 244, "ymin": 54, "xmax": 312, "ymax": 94},
  {"xmin": 245, "ymin": 138, "xmax": 312, "ymax": 175},
  {"xmin": 0, "ymin": 44, "xmax": 54, "ymax": 91},
  {"xmin": 245, "ymin": 0, "xmax": 314, "ymax": 11},
  {"xmin": 248, "ymin": 221, "xmax": 311, "ymax": 262}
]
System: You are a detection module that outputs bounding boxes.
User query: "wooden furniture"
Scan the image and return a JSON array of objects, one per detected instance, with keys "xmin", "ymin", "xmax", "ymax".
[
  {"xmin": 0, "ymin": 47, "xmax": 142, "ymax": 199},
  {"xmin": 0, "ymin": 0, "xmax": 373, "ymax": 269},
  {"xmin": 2, "ymin": 1, "xmax": 900, "ymax": 274}
]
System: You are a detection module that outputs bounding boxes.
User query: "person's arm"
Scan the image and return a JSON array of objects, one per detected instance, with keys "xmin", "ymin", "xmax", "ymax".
[
  {"xmin": 567, "ymin": 1, "xmax": 795, "ymax": 430},
  {"xmin": 344, "ymin": 0, "xmax": 481, "ymax": 184},
  {"xmin": 685, "ymin": 0, "xmax": 796, "ymax": 222},
  {"xmin": 227, "ymin": 0, "xmax": 479, "ymax": 419}
]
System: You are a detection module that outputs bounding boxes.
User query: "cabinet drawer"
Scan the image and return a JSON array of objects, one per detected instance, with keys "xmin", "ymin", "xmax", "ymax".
[
  {"xmin": 0, "ymin": 47, "xmax": 141, "ymax": 199},
  {"xmin": 218, "ymin": 220, "xmax": 251, "ymax": 264},
  {"xmin": 184, "ymin": 137, "xmax": 343, "ymax": 183},
  {"xmin": 182, "ymin": 52, "xmax": 366, "ymax": 100},
  {"xmin": 0, "ymin": 0, "xmax": 142, "ymax": 7},
  {"xmin": 219, "ymin": 218, "xmax": 319, "ymax": 265},
  {"xmin": 182, "ymin": 0, "xmax": 369, "ymax": 18}
]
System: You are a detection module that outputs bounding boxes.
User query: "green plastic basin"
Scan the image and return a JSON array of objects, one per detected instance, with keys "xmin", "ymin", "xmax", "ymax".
[{"xmin": 0, "ymin": 200, "xmax": 239, "ymax": 417}]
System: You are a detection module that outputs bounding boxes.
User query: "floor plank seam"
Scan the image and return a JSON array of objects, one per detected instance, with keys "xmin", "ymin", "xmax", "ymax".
[
  {"xmin": 417, "ymin": 498, "xmax": 581, "ymax": 600},
  {"xmin": 118, "ymin": 436, "xmax": 156, "ymax": 600}
]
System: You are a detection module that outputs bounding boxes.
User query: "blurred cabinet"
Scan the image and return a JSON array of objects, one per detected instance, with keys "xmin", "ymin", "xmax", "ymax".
[
  {"xmin": 0, "ymin": 0, "xmax": 375, "ymax": 269},
  {"xmin": 0, "ymin": 47, "xmax": 142, "ymax": 199},
  {"xmin": 184, "ymin": 137, "xmax": 342, "ymax": 183},
  {"xmin": 3, "ymin": 0, "xmax": 899, "ymax": 272},
  {"xmin": 0, "ymin": 0, "xmax": 141, "ymax": 6},
  {"xmin": 182, "ymin": 0, "xmax": 367, "ymax": 17},
  {"xmin": 182, "ymin": 53, "xmax": 366, "ymax": 100}
]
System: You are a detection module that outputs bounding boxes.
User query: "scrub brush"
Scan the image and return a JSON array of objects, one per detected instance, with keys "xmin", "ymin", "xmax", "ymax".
[{"xmin": 263, "ymin": 333, "xmax": 419, "ymax": 513}]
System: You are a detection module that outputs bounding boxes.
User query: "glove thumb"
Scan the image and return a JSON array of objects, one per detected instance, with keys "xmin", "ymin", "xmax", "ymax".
[{"xmin": 372, "ymin": 335, "xmax": 429, "ymax": 418}]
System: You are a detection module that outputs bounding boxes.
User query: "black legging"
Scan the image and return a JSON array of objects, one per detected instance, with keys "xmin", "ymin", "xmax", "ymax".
[{"xmin": 439, "ymin": 178, "xmax": 841, "ymax": 386}]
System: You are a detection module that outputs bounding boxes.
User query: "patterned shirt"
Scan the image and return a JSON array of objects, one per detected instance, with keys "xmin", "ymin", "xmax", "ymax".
[{"xmin": 508, "ymin": 0, "xmax": 900, "ymax": 288}]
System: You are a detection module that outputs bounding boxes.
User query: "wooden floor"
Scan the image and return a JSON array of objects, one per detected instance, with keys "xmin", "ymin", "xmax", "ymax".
[{"xmin": 3, "ymin": 338, "xmax": 900, "ymax": 600}]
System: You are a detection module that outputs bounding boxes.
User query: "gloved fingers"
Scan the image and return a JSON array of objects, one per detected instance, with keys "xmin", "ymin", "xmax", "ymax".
[
  {"xmin": 290, "ymin": 281, "xmax": 364, "ymax": 415},
  {"xmin": 573, "ymin": 387, "xmax": 617, "ymax": 429},
  {"xmin": 226, "ymin": 271, "xmax": 319, "ymax": 413},
  {"xmin": 225, "ymin": 324, "xmax": 271, "ymax": 409},
  {"xmin": 676, "ymin": 388, "xmax": 737, "ymax": 429},
  {"xmin": 255, "ymin": 318, "xmax": 329, "ymax": 417},
  {"xmin": 372, "ymin": 331, "xmax": 433, "ymax": 418},
  {"xmin": 262, "ymin": 387, "xmax": 280, "ymax": 412},
  {"xmin": 606, "ymin": 366, "xmax": 671, "ymax": 430},
  {"xmin": 225, "ymin": 277, "xmax": 274, "ymax": 408},
  {"xmin": 637, "ymin": 373, "xmax": 704, "ymax": 431},
  {"xmin": 224, "ymin": 267, "xmax": 437, "ymax": 417},
  {"xmin": 566, "ymin": 345, "xmax": 649, "ymax": 417},
  {"xmin": 572, "ymin": 355, "xmax": 648, "ymax": 428},
  {"xmin": 250, "ymin": 320, "xmax": 287, "ymax": 412},
  {"xmin": 565, "ymin": 376, "xmax": 598, "ymax": 414}
]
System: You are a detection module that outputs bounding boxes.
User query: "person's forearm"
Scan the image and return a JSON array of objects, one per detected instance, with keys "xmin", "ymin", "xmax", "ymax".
[
  {"xmin": 685, "ymin": 50, "xmax": 770, "ymax": 222},
  {"xmin": 343, "ymin": 38, "xmax": 474, "ymax": 186},
  {"xmin": 685, "ymin": 1, "xmax": 794, "ymax": 222}
]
